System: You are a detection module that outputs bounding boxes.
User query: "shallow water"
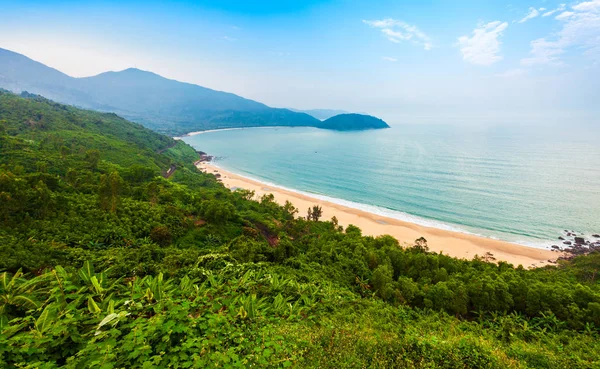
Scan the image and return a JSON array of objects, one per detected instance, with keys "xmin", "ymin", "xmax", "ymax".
[{"xmin": 182, "ymin": 124, "xmax": 600, "ymax": 248}]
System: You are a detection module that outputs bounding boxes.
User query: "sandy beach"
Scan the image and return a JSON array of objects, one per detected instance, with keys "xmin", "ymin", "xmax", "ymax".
[{"xmin": 197, "ymin": 162, "xmax": 559, "ymax": 268}]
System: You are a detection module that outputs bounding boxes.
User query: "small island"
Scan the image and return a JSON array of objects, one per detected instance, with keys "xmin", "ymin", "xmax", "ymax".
[{"xmin": 317, "ymin": 113, "xmax": 390, "ymax": 131}]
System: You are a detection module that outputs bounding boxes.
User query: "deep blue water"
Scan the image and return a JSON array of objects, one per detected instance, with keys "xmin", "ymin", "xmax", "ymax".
[{"xmin": 182, "ymin": 125, "xmax": 600, "ymax": 248}]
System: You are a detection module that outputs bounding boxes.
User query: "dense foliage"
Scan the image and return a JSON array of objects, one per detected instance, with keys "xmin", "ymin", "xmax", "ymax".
[
  {"xmin": 317, "ymin": 113, "xmax": 390, "ymax": 131},
  {"xmin": 0, "ymin": 91, "xmax": 599, "ymax": 368}
]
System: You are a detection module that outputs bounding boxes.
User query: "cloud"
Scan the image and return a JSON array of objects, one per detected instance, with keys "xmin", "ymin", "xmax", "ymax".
[
  {"xmin": 223, "ymin": 36, "xmax": 237, "ymax": 42},
  {"xmin": 543, "ymin": 3, "xmax": 567, "ymax": 16},
  {"xmin": 521, "ymin": 38, "xmax": 565, "ymax": 65},
  {"xmin": 457, "ymin": 21, "xmax": 509, "ymax": 66},
  {"xmin": 519, "ymin": 7, "xmax": 540, "ymax": 23},
  {"xmin": 382, "ymin": 56, "xmax": 397, "ymax": 62},
  {"xmin": 573, "ymin": 0, "xmax": 600, "ymax": 11},
  {"xmin": 555, "ymin": 11, "xmax": 575, "ymax": 19},
  {"xmin": 363, "ymin": 19, "xmax": 432, "ymax": 50},
  {"xmin": 521, "ymin": 0, "xmax": 600, "ymax": 66}
]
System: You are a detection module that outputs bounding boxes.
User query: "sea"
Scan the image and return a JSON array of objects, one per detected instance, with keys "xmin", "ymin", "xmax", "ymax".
[{"xmin": 182, "ymin": 124, "xmax": 600, "ymax": 249}]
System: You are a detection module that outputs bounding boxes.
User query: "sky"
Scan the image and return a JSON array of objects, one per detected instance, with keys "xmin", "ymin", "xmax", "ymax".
[{"xmin": 0, "ymin": 0, "xmax": 599, "ymax": 125}]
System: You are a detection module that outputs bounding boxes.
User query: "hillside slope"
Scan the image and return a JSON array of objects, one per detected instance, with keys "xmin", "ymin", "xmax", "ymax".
[{"xmin": 0, "ymin": 92, "xmax": 599, "ymax": 368}]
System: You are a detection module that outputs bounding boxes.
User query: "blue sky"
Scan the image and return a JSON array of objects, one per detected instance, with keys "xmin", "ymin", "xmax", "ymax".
[{"xmin": 0, "ymin": 0, "xmax": 599, "ymax": 125}]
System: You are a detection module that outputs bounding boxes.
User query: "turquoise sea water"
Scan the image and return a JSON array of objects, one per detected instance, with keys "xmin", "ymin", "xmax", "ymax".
[{"xmin": 182, "ymin": 125, "xmax": 600, "ymax": 248}]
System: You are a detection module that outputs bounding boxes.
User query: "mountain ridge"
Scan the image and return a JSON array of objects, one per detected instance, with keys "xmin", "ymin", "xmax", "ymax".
[{"xmin": 0, "ymin": 48, "xmax": 388, "ymax": 135}]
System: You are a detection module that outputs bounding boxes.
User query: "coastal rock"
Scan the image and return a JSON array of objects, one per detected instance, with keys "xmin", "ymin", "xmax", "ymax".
[
  {"xmin": 558, "ymin": 236, "xmax": 564, "ymax": 240},
  {"xmin": 574, "ymin": 237, "xmax": 585, "ymax": 245},
  {"xmin": 593, "ymin": 234, "xmax": 600, "ymax": 238},
  {"xmin": 563, "ymin": 241, "xmax": 572, "ymax": 245}
]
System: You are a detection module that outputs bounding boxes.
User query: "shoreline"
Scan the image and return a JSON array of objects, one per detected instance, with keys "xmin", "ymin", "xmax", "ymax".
[
  {"xmin": 196, "ymin": 161, "xmax": 560, "ymax": 268},
  {"xmin": 176, "ymin": 126, "xmax": 294, "ymax": 139}
]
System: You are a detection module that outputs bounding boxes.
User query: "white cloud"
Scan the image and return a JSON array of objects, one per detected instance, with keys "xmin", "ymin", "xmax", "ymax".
[
  {"xmin": 363, "ymin": 19, "xmax": 432, "ymax": 50},
  {"xmin": 521, "ymin": 38, "xmax": 565, "ymax": 65},
  {"xmin": 555, "ymin": 11, "xmax": 575, "ymax": 19},
  {"xmin": 543, "ymin": 3, "xmax": 567, "ymax": 16},
  {"xmin": 457, "ymin": 21, "xmax": 509, "ymax": 66},
  {"xmin": 223, "ymin": 36, "xmax": 237, "ymax": 42},
  {"xmin": 572, "ymin": 0, "xmax": 600, "ymax": 11},
  {"xmin": 519, "ymin": 7, "xmax": 540, "ymax": 23},
  {"xmin": 382, "ymin": 56, "xmax": 397, "ymax": 62},
  {"xmin": 521, "ymin": 0, "xmax": 600, "ymax": 66}
]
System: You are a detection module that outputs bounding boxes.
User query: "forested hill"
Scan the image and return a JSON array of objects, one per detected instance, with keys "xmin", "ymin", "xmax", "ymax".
[
  {"xmin": 0, "ymin": 90, "xmax": 599, "ymax": 367},
  {"xmin": 0, "ymin": 48, "xmax": 320, "ymax": 135},
  {"xmin": 318, "ymin": 113, "xmax": 390, "ymax": 130}
]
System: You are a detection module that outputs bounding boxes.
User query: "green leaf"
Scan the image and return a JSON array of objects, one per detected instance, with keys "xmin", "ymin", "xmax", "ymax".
[
  {"xmin": 79, "ymin": 261, "xmax": 95, "ymax": 283},
  {"xmin": 95, "ymin": 311, "xmax": 129, "ymax": 335},
  {"xmin": 90, "ymin": 276, "xmax": 103, "ymax": 295},
  {"xmin": 0, "ymin": 272, "xmax": 7, "ymax": 290},
  {"xmin": 97, "ymin": 313, "xmax": 118, "ymax": 331},
  {"xmin": 12, "ymin": 295, "xmax": 38, "ymax": 310},
  {"xmin": 0, "ymin": 315, "xmax": 8, "ymax": 331},
  {"xmin": 88, "ymin": 297, "xmax": 102, "ymax": 315},
  {"xmin": 35, "ymin": 305, "xmax": 57, "ymax": 334}
]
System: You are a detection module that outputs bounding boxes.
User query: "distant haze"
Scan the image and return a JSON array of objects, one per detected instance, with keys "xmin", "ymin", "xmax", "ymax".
[
  {"xmin": 0, "ymin": 0, "xmax": 599, "ymax": 126},
  {"xmin": 289, "ymin": 109, "xmax": 350, "ymax": 120}
]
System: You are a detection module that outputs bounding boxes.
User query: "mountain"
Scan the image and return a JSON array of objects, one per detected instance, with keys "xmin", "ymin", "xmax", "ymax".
[
  {"xmin": 289, "ymin": 108, "xmax": 350, "ymax": 120},
  {"xmin": 0, "ymin": 48, "xmax": 320, "ymax": 135},
  {"xmin": 318, "ymin": 113, "xmax": 390, "ymax": 131},
  {"xmin": 0, "ymin": 48, "xmax": 391, "ymax": 135}
]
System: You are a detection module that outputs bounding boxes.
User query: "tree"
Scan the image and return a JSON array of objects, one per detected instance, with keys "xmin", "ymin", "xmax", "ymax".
[
  {"xmin": 35, "ymin": 180, "xmax": 52, "ymax": 218},
  {"xmin": 85, "ymin": 149, "xmax": 100, "ymax": 170},
  {"xmin": 371, "ymin": 264, "xmax": 393, "ymax": 300},
  {"xmin": 307, "ymin": 205, "xmax": 322, "ymax": 221},
  {"xmin": 99, "ymin": 171, "xmax": 123, "ymax": 212},
  {"xmin": 126, "ymin": 165, "xmax": 156, "ymax": 183},
  {"xmin": 200, "ymin": 199, "xmax": 236, "ymax": 223},
  {"xmin": 150, "ymin": 226, "xmax": 172, "ymax": 247},
  {"xmin": 60, "ymin": 145, "xmax": 71, "ymax": 159},
  {"xmin": 414, "ymin": 237, "xmax": 429, "ymax": 252},
  {"xmin": 283, "ymin": 200, "xmax": 298, "ymax": 220}
]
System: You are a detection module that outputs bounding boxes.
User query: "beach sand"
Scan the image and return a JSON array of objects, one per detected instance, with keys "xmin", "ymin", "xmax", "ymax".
[{"xmin": 197, "ymin": 162, "xmax": 559, "ymax": 268}]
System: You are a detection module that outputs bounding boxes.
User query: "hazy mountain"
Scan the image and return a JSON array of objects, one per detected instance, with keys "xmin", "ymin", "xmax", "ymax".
[
  {"xmin": 0, "ymin": 48, "xmax": 387, "ymax": 134},
  {"xmin": 318, "ymin": 113, "xmax": 390, "ymax": 131},
  {"xmin": 289, "ymin": 108, "xmax": 350, "ymax": 120}
]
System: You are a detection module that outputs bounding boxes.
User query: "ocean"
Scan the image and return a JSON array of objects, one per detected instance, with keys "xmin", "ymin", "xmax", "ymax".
[{"xmin": 182, "ymin": 124, "xmax": 600, "ymax": 248}]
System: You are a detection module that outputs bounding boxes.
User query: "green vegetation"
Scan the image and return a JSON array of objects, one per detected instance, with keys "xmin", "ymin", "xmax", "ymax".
[
  {"xmin": 318, "ymin": 113, "xmax": 390, "ymax": 131},
  {"xmin": 0, "ymin": 90, "xmax": 599, "ymax": 368}
]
